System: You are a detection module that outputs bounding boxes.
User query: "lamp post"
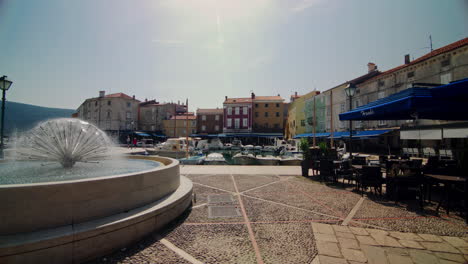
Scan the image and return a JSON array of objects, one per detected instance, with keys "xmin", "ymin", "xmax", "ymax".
[
  {"xmin": 344, "ymin": 83, "xmax": 357, "ymax": 160},
  {"xmin": 0, "ymin": 75, "xmax": 13, "ymax": 159}
]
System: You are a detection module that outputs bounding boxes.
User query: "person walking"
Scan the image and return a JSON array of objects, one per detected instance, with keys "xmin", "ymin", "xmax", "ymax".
[
  {"xmin": 126, "ymin": 136, "xmax": 131, "ymax": 148},
  {"xmin": 132, "ymin": 137, "xmax": 137, "ymax": 148}
]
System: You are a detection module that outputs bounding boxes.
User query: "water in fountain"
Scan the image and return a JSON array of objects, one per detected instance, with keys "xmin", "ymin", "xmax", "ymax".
[{"xmin": 0, "ymin": 118, "xmax": 162, "ymax": 185}]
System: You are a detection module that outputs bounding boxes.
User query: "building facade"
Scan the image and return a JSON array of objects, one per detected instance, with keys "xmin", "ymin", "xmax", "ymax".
[
  {"xmin": 196, "ymin": 108, "xmax": 224, "ymax": 134},
  {"xmin": 162, "ymin": 113, "xmax": 197, "ymax": 138},
  {"xmin": 139, "ymin": 100, "xmax": 187, "ymax": 133},
  {"xmin": 223, "ymin": 96, "xmax": 253, "ymax": 134},
  {"xmin": 76, "ymin": 91, "xmax": 140, "ymax": 133},
  {"xmin": 286, "ymin": 90, "xmax": 320, "ymax": 138},
  {"xmin": 251, "ymin": 94, "xmax": 285, "ymax": 133}
]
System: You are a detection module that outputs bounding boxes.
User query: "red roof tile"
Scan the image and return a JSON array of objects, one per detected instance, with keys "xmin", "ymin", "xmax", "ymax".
[
  {"xmin": 363, "ymin": 37, "xmax": 468, "ymax": 84},
  {"xmin": 224, "ymin": 97, "xmax": 252, "ymax": 104},
  {"xmin": 253, "ymin": 96, "xmax": 284, "ymax": 101},
  {"xmin": 197, "ymin": 108, "xmax": 224, "ymax": 114},
  {"xmin": 105, "ymin": 93, "xmax": 140, "ymax": 101}
]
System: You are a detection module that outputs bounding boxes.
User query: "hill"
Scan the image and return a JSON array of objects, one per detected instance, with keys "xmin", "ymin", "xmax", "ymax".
[{"xmin": 0, "ymin": 101, "xmax": 75, "ymax": 136}]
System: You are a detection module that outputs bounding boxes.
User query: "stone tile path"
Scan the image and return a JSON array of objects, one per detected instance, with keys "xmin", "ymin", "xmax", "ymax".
[{"xmin": 311, "ymin": 222, "xmax": 468, "ymax": 263}]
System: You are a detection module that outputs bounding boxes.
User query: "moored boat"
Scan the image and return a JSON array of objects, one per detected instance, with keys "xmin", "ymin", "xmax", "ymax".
[
  {"xmin": 204, "ymin": 153, "xmax": 227, "ymax": 165},
  {"xmin": 279, "ymin": 155, "xmax": 302, "ymax": 166},
  {"xmin": 232, "ymin": 152, "xmax": 257, "ymax": 165},
  {"xmin": 256, "ymin": 155, "xmax": 280, "ymax": 165}
]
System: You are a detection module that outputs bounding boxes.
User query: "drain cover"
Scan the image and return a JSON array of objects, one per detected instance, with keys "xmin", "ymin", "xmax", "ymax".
[
  {"xmin": 207, "ymin": 194, "xmax": 235, "ymax": 204},
  {"xmin": 208, "ymin": 206, "xmax": 242, "ymax": 218}
]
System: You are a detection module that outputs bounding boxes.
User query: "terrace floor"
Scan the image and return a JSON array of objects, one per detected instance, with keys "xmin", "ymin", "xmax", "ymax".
[{"xmin": 88, "ymin": 165, "xmax": 468, "ymax": 264}]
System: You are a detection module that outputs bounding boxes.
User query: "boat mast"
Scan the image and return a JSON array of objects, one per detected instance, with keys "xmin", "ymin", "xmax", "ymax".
[{"xmin": 186, "ymin": 98, "xmax": 189, "ymax": 158}]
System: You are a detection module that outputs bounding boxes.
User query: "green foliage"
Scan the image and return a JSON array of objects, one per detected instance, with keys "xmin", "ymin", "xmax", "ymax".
[{"xmin": 299, "ymin": 138, "xmax": 312, "ymax": 160}]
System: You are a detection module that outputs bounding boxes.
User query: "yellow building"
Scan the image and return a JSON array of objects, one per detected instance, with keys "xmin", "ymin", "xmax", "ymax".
[
  {"xmin": 163, "ymin": 114, "xmax": 197, "ymax": 138},
  {"xmin": 252, "ymin": 94, "xmax": 285, "ymax": 133},
  {"xmin": 286, "ymin": 91, "xmax": 319, "ymax": 139}
]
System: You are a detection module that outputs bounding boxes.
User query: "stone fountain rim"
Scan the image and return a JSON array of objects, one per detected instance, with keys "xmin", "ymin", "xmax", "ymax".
[{"xmin": 0, "ymin": 155, "xmax": 178, "ymax": 188}]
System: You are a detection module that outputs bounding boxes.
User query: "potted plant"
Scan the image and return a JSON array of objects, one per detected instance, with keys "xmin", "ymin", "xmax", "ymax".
[{"xmin": 299, "ymin": 138, "xmax": 312, "ymax": 176}]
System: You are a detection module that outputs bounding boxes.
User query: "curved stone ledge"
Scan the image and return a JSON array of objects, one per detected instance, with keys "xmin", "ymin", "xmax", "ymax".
[
  {"xmin": 0, "ymin": 176, "xmax": 193, "ymax": 264},
  {"xmin": 0, "ymin": 156, "xmax": 180, "ymax": 235}
]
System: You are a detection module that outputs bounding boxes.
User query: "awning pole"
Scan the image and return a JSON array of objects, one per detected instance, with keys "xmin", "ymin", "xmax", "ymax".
[
  {"xmin": 313, "ymin": 96, "xmax": 316, "ymax": 147},
  {"xmin": 330, "ymin": 90, "xmax": 334, "ymax": 148}
]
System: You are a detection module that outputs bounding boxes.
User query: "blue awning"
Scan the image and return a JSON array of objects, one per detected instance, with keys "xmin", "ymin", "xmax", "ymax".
[
  {"xmin": 339, "ymin": 78, "xmax": 468, "ymax": 121},
  {"xmin": 294, "ymin": 132, "xmax": 330, "ymax": 139},
  {"xmin": 152, "ymin": 133, "xmax": 166, "ymax": 137},
  {"xmin": 134, "ymin": 132, "xmax": 151, "ymax": 137},
  {"xmin": 294, "ymin": 130, "xmax": 392, "ymax": 139}
]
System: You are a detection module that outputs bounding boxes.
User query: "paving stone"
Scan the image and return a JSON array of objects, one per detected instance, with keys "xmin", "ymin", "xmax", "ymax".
[
  {"xmin": 356, "ymin": 235, "xmax": 379, "ymax": 246},
  {"xmin": 389, "ymin": 231, "xmax": 424, "ymax": 241},
  {"xmin": 336, "ymin": 232, "xmax": 356, "ymax": 239},
  {"xmin": 315, "ymin": 233, "xmax": 339, "ymax": 243},
  {"xmin": 313, "ymin": 223, "xmax": 335, "ymax": 235},
  {"xmin": 361, "ymin": 245, "xmax": 389, "ymax": 264},
  {"xmin": 341, "ymin": 248, "xmax": 367, "ymax": 263},
  {"xmin": 384, "ymin": 247, "xmax": 410, "ymax": 257},
  {"xmin": 333, "ymin": 225, "xmax": 352, "ymax": 233},
  {"xmin": 350, "ymin": 227, "xmax": 369, "ymax": 236},
  {"xmin": 409, "ymin": 249, "xmax": 439, "ymax": 264},
  {"xmin": 366, "ymin": 228, "xmax": 389, "ymax": 237},
  {"xmin": 442, "ymin": 236, "xmax": 468, "ymax": 248},
  {"xmin": 439, "ymin": 260, "xmax": 460, "ymax": 264},
  {"xmin": 399, "ymin": 240, "xmax": 425, "ymax": 249},
  {"xmin": 370, "ymin": 233, "xmax": 403, "ymax": 248},
  {"xmin": 317, "ymin": 255, "xmax": 348, "ymax": 264},
  {"xmin": 348, "ymin": 262, "xmax": 364, "ymax": 264},
  {"xmin": 311, "ymin": 256, "xmax": 321, "ymax": 264},
  {"xmin": 387, "ymin": 254, "xmax": 414, "ymax": 264},
  {"xmin": 456, "ymin": 247, "xmax": 468, "ymax": 254},
  {"xmin": 434, "ymin": 252, "xmax": 466, "ymax": 262},
  {"xmin": 316, "ymin": 240, "xmax": 342, "ymax": 258},
  {"xmin": 420, "ymin": 241, "xmax": 461, "ymax": 253},
  {"xmin": 338, "ymin": 237, "xmax": 360, "ymax": 250},
  {"xmin": 418, "ymin": 233, "xmax": 443, "ymax": 242}
]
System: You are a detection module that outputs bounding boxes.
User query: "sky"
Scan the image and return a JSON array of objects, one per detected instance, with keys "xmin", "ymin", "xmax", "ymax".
[{"xmin": 0, "ymin": 0, "xmax": 467, "ymax": 111}]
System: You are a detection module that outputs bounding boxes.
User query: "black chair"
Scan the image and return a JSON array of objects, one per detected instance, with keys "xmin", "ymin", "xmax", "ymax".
[
  {"xmin": 336, "ymin": 160, "xmax": 355, "ymax": 187},
  {"xmin": 387, "ymin": 166, "xmax": 424, "ymax": 206},
  {"xmin": 356, "ymin": 165, "xmax": 383, "ymax": 196},
  {"xmin": 319, "ymin": 159, "xmax": 335, "ymax": 182}
]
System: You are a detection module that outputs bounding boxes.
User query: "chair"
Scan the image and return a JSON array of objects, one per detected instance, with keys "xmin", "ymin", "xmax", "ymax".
[
  {"xmin": 319, "ymin": 159, "xmax": 335, "ymax": 182},
  {"xmin": 336, "ymin": 160, "xmax": 354, "ymax": 187},
  {"xmin": 356, "ymin": 165, "xmax": 383, "ymax": 196}
]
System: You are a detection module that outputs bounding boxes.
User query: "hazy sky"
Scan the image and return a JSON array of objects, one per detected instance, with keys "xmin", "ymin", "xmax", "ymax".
[{"xmin": 0, "ymin": 0, "xmax": 467, "ymax": 111}]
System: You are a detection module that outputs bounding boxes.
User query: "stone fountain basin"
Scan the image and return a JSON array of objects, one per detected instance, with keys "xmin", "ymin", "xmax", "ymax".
[{"xmin": 0, "ymin": 156, "xmax": 192, "ymax": 263}]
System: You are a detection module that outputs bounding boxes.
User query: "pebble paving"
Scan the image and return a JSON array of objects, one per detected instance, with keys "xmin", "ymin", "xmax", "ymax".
[{"xmin": 88, "ymin": 173, "xmax": 468, "ymax": 264}]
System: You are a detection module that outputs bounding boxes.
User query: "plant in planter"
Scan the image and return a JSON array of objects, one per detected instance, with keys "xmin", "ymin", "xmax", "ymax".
[
  {"xmin": 318, "ymin": 141, "xmax": 328, "ymax": 158},
  {"xmin": 299, "ymin": 138, "xmax": 312, "ymax": 176}
]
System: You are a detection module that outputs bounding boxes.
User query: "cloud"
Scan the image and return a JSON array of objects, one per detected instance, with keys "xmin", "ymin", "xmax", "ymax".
[
  {"xmin": 151, "ymin": 39, "xmax": 183, "ymax": 46},
  {"xmin": 290, "ymin": 0, "xmax": 324, "ymax": 13}
]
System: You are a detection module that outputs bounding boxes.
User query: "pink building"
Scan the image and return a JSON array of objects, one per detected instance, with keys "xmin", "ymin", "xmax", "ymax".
[{"xmin": 223, "ymin": 96, "xmax": 253, "ymax": 133}]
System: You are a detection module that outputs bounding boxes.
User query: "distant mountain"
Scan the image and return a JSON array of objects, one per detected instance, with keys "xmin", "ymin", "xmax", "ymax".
[{"xmin": 0, "ymin": 101, "xmax": 75, "ymax": 136}]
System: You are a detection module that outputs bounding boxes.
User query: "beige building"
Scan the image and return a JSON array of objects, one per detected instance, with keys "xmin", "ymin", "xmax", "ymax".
[
  {"xmin": 139, "ymin": 100, "xmax": 187, "ymax": 133},
  {"xmin": 76, "ymin": 91, "xmax": 140, "ymax": 132},
  {"xmin": 252, "ymin": 94, "xmax": 285, "ymax": 133},
  {"xmin": 163, "ymin": 113, "xmax": 197, "ymax": 138}
]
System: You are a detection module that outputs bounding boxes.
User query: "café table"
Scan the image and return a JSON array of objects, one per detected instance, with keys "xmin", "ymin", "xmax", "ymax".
[{"xmin": 424, "ymin": 174, "xmax": 467, "ymax": 222}]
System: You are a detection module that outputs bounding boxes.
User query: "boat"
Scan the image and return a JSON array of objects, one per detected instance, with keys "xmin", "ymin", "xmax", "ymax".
[
  {"xmin": 204, "ymin": 153, "xmax": 227, "ymax": 165},
  {"xmin": 254, "ymin": 146, "xmax": 263, "ymax": 151},
  {"xmin": 149, "ymin": 137, "xmax": 195, "ymax": 158},
  {"xmin": 231, "ymin": 139, "xmax": 243, "ymax": 150},
  {"xmin": 279, "ymin": 154, "xmax": 302, "ymax": 166},
  {"xmin": 179, "ymin": 154, "xmax": 205, "ymax": 165},
  {"xmin": 223, "ymin": 143, "xmax": 232, "ymax": 150},
  {"xmin": 243, "ymin": 145, "xmax": 254, "ymax": 151},
  {"xmin": 208, "ymin": 138, "xmax": 224, "ymax": 150},
  {"xmin": 262, "ymin": 145, "xmax": 277, "ymax": 152},
  {"xmin": 256, "ymin": 155, "xmax": 280, "ymax": 165},
  {"xmin": 232, "ymin": 152, "xmax": 257, "ymax": 165}
]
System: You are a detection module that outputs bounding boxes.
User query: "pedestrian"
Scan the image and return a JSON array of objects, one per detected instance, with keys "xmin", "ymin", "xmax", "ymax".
[
  {"xmin": 126, "ymin": 136, "xmax": 131, "ymax": 148},
  {"xmin": 133, "ymin": 137, "xmax": 137, "ymax": 148}
]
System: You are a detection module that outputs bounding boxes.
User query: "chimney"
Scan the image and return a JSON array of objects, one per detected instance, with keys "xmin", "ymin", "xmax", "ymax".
[
  {"xmin": 225, "ymin": 96, "xmax": 227, "ymax": 101},
  {"xmin": 367, "ymin": 62, "xmax": 377, "ymax": 73},
  {"xmin": 251, "ymin": 92, "xmax": 255, "ymax": 99},
  {"xmin": 99, "ymin": 91, "xmax": 105, "ymax": 98},
  {"xmin": 295, "ymin": 91, "xmax": 297, "ymax": 96},
  {"xmin": 404, "ymin": 54, "xmax": 410, "ymax": 64},
  {"xmin": 132, "ymin": 95, "xmax": 135, "ymax": 100},
  {"xmin": 145, "ymin": 98, "xmax": 148, "ymax": 102}
]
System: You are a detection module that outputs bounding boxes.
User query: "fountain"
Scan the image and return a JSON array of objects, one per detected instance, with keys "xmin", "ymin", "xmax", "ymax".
[{"xmin": 0, "ymin": 118, "xmax": 193, "ymax": 264}]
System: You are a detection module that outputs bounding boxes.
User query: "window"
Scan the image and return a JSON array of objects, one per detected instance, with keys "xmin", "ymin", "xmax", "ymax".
[
  {"xmin": 255, "ymin": 103, "xmax": 258, "ymax": 108},
  {"xmin": 235, "ymin": 107, "xmax": 239, "ymax": 115},
  {"xmin": 264, "ymin": 112, "xmax": 268, "ymax": 117},
  {"xmin": 340, "ymin": 103, "xmax": 345, "ymax": 113},
  {"xmin": 354, "ymin": 100, "xmax": 359, "ymax": 109},
  {"xmin": 243, "ymin": 106, "xmax": 248, "ymax": 115},
  {"xmin": 227, "ymin": 118, "xmax": 232, "ymax": 127},
  {"xmin": 192, "ymin": 129, "xmax": 196, "ymax": 134},
  {"xmin": 255, "ymin": 112, "xmax": 259, "ymax": 117},
  {"xmin": 235, "ymin": 118, "xmax": 240, "ymax": 129},
  {"xmin": 301, "ymin": 120, "xmax": 305, "ymax": 127},
  {"xmin": 215, "ymin": 125, "xmax": 219, "ymax": 131},
  {"xmin": 227, "ymin": 107, "xmax": 232, "ymax": 115},
  {"xmin": 202, "ymin": 115, "xmax": 206, "ymax": 121},
  {"xmin": 127, "ymin": 102, "xmax": 131, "ymax": 107},
  {"xmin": 265, "ymin": 103, "xmax": 269, "ymax": 107},
  {"xmin": 106, "ymin": 111, "xmax": 111, "ymax": 119},
  {"xmin": 378, "ymin": 80, "xmax": 385, "ymax": 87},
  {"xmin": 378, "ymin": 91, "xmax": 385, "ymax": 99},
  {"xmin": 192, "ymin": 121, "xmax": 196, "ymax": 126},
  {"xmin": 215, "ymin": 115, "xmax": 219, "ymax": 121},
  {"xmin": 107, "ymin": 100, "xmax": 111, "ymax": 106},
  {"xmin": 243, "ymin": 118, "xmax": 247, "ymax": 127},
  {"xmin": 378, "ymin": 120, "xmax": 386, "ymax": 126},
  {"xmin": 355, "ymin": 121, "xmax": 362, "ymax": 128},
  {"xmin": 201, "ymin": 125, "xmax": 206, "ymax": 131},
  {"xmin": 276, "ymin": 112, "xmax": 280, "ymax": 117},
  {"xmin": 276, "ymin": 103, "xmax": 280, "ymax": 107},
  {"xmin": 441, "ymin": 72, "xmax": 452, "ymax": 84},
  {"xmin": 151, "ymin": 125, "xmax": 155, "ymax": 131},
  {"xmin": 339, "ymin": 121, "xmax": 345, "ymax": 128},
  {"xmin": 407, "ymin": 71, "xmax": 415, "ymax": 78},
  {"xmin": 441, "ymin": 59, "xmax": 450, "ymax": 67},
  {"xmin": 126, "ymin": 111, "xmax": 131, "ymax": 119},
  {"xmin": 126, "ymin": 122, "xmax": 131, "ymax": 130}
]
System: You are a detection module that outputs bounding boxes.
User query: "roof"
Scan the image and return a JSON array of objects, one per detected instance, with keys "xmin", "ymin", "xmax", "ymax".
[
  {"xmin": 363, "ymin": 37, "xmax": 468, "ymax": 84},
  {"xmin": 253, "ymin": 96, "xmax": 284, "ymax": 102},
  {"xmin": 105, "ymin": 93, "xmax": 139, "ymax": 101},
  {"xmin": 224, "ymin": 97, "xmax": 252, "ymax": 104},
  {"xmin": 197, "ymin": 108, "xmax": 224, "ymax": 114}
]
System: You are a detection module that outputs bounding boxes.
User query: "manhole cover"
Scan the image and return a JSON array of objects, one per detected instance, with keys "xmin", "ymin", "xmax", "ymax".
[
  {"xmin": 207, "ymin": 194, "xmax": 235, "ymax": 204},
  {"xmin": 208, "ymin": 206, "xmax": 242, "ymax": 218}
]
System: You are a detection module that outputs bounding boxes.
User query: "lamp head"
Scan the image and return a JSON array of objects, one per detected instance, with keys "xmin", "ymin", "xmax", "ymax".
[
  {"xmin": 345, "ymin": 83, "xmax": 357, "ymax": 97},
  {"xmin": 0, "ymin": 76, "xmax": 13, "ymax": 91}
]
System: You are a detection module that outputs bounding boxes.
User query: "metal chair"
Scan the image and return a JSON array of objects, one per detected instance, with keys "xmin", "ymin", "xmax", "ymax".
[{"xmin": 356, "ymin": 165, "xmax": 383, "ymax": 196}]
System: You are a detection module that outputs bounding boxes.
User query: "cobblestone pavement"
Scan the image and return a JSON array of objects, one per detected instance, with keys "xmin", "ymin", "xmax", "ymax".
[{"xmin": 89, "ymin": 169, "xmax": 468, "ymax": 264}]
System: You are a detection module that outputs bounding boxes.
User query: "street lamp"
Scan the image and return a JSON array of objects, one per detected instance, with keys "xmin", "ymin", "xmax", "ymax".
[
  {"xmin": 0, "ymin": 75, "xmax": 13, "ymax": 159},
  {"xmin": 344, "ymin": 83, "xmax": 357, "ymax": 160}
]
